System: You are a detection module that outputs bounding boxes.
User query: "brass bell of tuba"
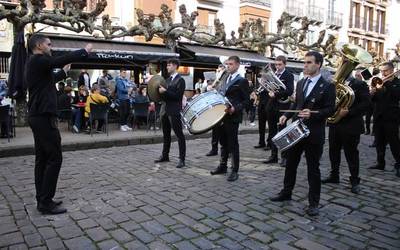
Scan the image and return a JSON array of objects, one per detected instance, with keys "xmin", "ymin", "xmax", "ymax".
[{"xmin": 327, "ymin": 44, "xmax": 372, "ymax": 124}]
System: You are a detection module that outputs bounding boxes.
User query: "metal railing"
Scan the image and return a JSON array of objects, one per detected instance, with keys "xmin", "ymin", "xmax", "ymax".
[
  {"xmin": 285, "ymin": 0, "xmax": 304, "ymax": 17},
  {"xmin": 240, "ymin": 0, "xmax": 271, "ymax": 8},
  {"xmin": 326, "ymin": 12, "xmax": 343, "ymax": 27},
  {"xmin": 306, "ymin": 5, "xmax": 324, "ymax": 23}
]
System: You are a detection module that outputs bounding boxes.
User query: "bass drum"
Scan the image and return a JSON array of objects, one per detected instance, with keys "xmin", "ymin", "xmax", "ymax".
[
  {"xmin": 272, "ymin": 119, "xmax": 310, "ymax": 151},
  {"xmin": 182, "ymin": 90, "xmax": 229, "ymax": 134}
]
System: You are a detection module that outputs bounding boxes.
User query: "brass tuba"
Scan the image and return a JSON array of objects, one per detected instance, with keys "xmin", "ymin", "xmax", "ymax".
[
  {"xmin": 256, "ymin": 65, "xmax": 287, "ymax": 94},
  {"xmin": 327, "ymin": 44, "xmax": 372, "ymax": 124}
]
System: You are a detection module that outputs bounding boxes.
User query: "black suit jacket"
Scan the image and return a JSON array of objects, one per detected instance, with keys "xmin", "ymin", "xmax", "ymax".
[
  {"xmin": 372, "ymin": 77, "xmax": 400, "ymax": 124},
  {"xmin": 220, "ymin": 75, "xmax": 250, "ymax": 123},
  {"xmin": 329, "ymin": 78, "xmax": 370, "ymax": 134},
  {"xmin": 267, "ymin": 69, "xmax": 294, "ymax": 112},
  {"xmin": 160, "ymin": 74, "xmax": 185, "ymax": 116},
  {"xmin": 26, "ymin": 49, "xmax": 89, "ymax": 117},
  {"xmin": 285, "ymin": 76, "xmax": 336, "ymax": 145}
]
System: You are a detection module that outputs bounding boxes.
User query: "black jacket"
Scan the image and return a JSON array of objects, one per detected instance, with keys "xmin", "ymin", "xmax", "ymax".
[
  {"xmin": 78, "ymin": 72, "xmax": 90, "ymax": 88},
  {"xmin": 267, "ymin": 69, "xmax": 294, "ymax": 112},
  {"xmin": 26, "ymin": 49, "xmax": 88, "ymax": 117},
  {"xmin": 329, "ymin": 78, "xmax": 371, "ymax": 134},
  {"xmin": 220, "ymin": 75, "xmax": 250, "ymax": 123},
  {"xmin": 285, "ymin": 76, "xmax": 336, "ymax": 145},
  {"xmin": 372, "ymin": 77, "xmax": 400, "ymax": 124},
  {"xmin": 160, "ymin": 74, "xmax": 185, "ymax": 116}
]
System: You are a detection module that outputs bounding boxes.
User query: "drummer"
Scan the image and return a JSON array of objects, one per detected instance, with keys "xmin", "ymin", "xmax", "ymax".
[
  {"xmin": 210, "ymin": 56, "xmax": 250, "ymax": 182},
  {"xmin": 154, "ymin": 59, "xmax": 187, "ymax": 169},
  {"xmin": 269, "ymin": 51, "xmax": 336, "ymax": 216}
]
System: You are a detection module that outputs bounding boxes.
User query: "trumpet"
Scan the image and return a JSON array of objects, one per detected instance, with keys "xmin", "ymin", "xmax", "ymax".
[
  {"xmin": 256, "ymin": 65, "xmax": 287, "ymax": 95},
  {"xmin": 370, "ymin": 69, "xmax": 400, "ymax": 88}
]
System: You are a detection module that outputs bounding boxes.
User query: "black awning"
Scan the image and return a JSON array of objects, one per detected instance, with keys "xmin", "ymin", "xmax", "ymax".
[
  {"xmin": 45, "ymin": 34, "xmax": 179, "ymax": 69},
  {"xmin": 177, "ymin": 43, "xmax": 273, "ymax": 67}
]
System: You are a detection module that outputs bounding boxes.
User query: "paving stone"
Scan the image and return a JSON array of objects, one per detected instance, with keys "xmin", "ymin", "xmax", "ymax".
[
  {"xmin": 24, "ymin": 233, "xmax": 44, "ymax": 248},
  {"xmin": 77, "ymin": 218, "xmax": 99, "ymax": 229},
  {"xmin": 55, "ymin": 225, "xmax": 84, "ymax": 240},
  {"xmin": 97, "ymin": 239, "xmax": 123, "ymax": 250},
  {"xmin": 9, "ymin": 243, "xmax": 29, "ymax": 250},
  {"xmin": 249, "ymin": 232, "xmax": 273, "ymax": 243},
  {"xmin": 37, "ymin": 227, "xmax": 57, "ymax": 240},
  {"xmin": 0, "ymin": 232, "xmax": 24, "ymax": 247},
  {"xmin": 224, "ymin": 219, "xmax": 253, "ymax": 234},
  {"xmin": 153, "ymin": 214, "xmax": 177, "ymax": 226},
  {"xmin": 86, "ymin": 227, "xmax": 110, "ymax": 242},
  {"xmin": 140, "ymin": 220, "xmax": 169, "ymax": 235},
  {"xmin": 174, "ymin": 227, "xmax": 200, "ymax": 239},
  {"xmin": 45, "ymin": 237, "xmax": 66, "ymax": 250},
  {"xmin": 132, "ymin": 229, "xmax": 155, "ymax": 244},
  {"xmin": 216, "ymin": 238, "xmax": 242, "ymax": 249},
  {"xmin": 160, "ymin": 232, "xmax": 182, "ymax": 244},
  {"xmin": 270, "ymin": 241, "xmax": 299, "ymax": 250},
  {"xmin": 124, "ymin": 240, "xmax": 149, "ymax": 250},
  {"xmin": 174, "ymin": 240, "xmax": 199, "ymax": 250},
  {"xmin": 64, "ymin": 236, "xmax": 96, "ymax": 250},
  {"xmin": 110, "ymin": 229, "xmax": 134, "ymax": 243},
  {"xmin": 241, "ymin": 239, "xmax": 270, "ymax": 250},
  {"xmin": 294, "ymin": 239, "xmax": 330, "ymax": 250}
]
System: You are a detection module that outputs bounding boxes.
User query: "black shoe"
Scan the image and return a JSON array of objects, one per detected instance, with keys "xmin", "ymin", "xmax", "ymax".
[
  {"xmin": 369, "ymin": 142, "xmax": 376, "ymax": 147},
  {"xmin": 227, "ymin": 172, "xmax": 238, "ymax": 182},
  {"xmin": 270, "ymin": 191, "xmax": 291, "ymax": 202},
  {"xmin": 37, "ymin": 203, "xmax": 67, "ymax": 215},
  {"xmin": 368, "ymin": 165, "xmax": 385, "ymax": 170},
  {"xmin": 396, "ymin": 168, "xmax": 400, "ymax": 177},
  {"xmin": 364, "ymin": 130, "xmax": 370, "ymax": 135},
  {"xmin": 263, "ymin": 156, "xmax": 278, "ymax": 164},
  {"xmin": 206, "ymin": 150, "xmax": 218, "ymax": 156},
  {"xmin": 36, "ymin": 199, "xmax": 62, "ymax": 210},
  {"xmin": 351, "ymin": 184, "xmax": 361, "ymax": 194},
  {"xmin": 279, "ymin": 158, "xmax": 287, "ymax": 168},
  {"xmin": 254, "ymin": 144, "xmax": 266, "ymax": 149},
  {"xmin": 210, "ymin": 166, "xmax": 227, "ymax": 175},
  {"xmin": 154, "ymin": 156, "xmax": 169, "ymax": 163},
  {"xmin": 263, "ymin": 145, "xmax": 272, "ymax": 151},
  {"xmin": 305, "ymin": 206, "xmax": 319, "ymax": 216},
  {"xmin": 176, "ymin": 160, "xmax": 185, "ymax": 168},
  {"xmin": 321, "ymin": 175, "xmax": 340, "ymax": 184}
]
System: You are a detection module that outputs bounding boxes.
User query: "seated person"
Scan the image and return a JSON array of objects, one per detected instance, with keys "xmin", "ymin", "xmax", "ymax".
[
  {"xmin": 84, "ymin": 84, "xmax": 109, "ymax": 132},
  {"xmin": 132, "ymin": 86, "xmax": 149, "ymax": 128},
  {"xmin": 0, "ymin": 80, "xmax": 10, "ymax": 138},
  {"xmin": 71, "ymin": 86, "xmax": 88, "ymax": 133}
]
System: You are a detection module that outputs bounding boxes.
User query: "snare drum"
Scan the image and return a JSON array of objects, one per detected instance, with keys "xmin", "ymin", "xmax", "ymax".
[
  {"xmin": 272, "ymin": 120, "xmax": 310, "ymax": 151},
  {"xmin": 182, "ymin": 90, "xmax": 228, "ymax": 134}
]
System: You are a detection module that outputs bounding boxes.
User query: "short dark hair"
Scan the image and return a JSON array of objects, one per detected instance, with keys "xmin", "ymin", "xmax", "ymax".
[
  {"xmin": 305, "ymin": 51, "xmax": 324, "ymax": 68},
  {"xmin": 227, "ymin": 56, "xmax": 240, "ymax": 64},
  {"xmin": 380, "ymin": 61, "xmax": 394, "ymax": 69},
  {"xmin": 167, "ymin": 59, "xmax": 180, "ymax": 67},
  {"xmin": 275, "ymin": 55, "xmax": 287, "ymax": 64},
  {"xmin": 28, "ymin": 34, "xmax": 49, "ymax": 52},
  {"xmin": 120, "ymin": 68, "xmax": 127, "ymax": 72}
]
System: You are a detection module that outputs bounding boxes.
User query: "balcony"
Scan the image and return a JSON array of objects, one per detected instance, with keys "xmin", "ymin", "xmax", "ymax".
[
  {"xmin": 240, "ymin": 0, "xmax": 271, "ymax": 8},
  {"xmin": 285, "ymin": 0, "xmax": 304, "ymax": 20},
  {"xmin": 326, "ymin": 12, "xmax": 343, "ymax": 29},
  {"xmin": 306, "ymin": 5, "xmax": 324, "ymax": 25},
  {"xmin": 374, "ymin": 23, "xmax": 389, "ymax": 35}
]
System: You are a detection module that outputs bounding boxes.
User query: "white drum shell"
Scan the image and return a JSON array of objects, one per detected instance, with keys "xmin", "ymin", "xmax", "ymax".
[{"xmin": 272, "ymin": 120, "xmax": 310, "ymax": 151}]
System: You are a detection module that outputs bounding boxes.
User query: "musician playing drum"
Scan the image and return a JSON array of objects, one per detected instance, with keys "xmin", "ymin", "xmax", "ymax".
[
  {"xmin": 210, "ymin": 56, "xmax": 250, "ymax": 182},
  {"xmin": 154, "ymin": 59, "xmax": 187, "ymax": 169},
  {"xmin": 270, "ymin": 51, "xmax": 335, "ymax": 216}
]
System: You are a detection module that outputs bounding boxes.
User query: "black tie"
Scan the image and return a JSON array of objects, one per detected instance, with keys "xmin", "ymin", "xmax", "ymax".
[{"xmin": 303, "ymin": 78, "xmax": 312, "ymax": 98}]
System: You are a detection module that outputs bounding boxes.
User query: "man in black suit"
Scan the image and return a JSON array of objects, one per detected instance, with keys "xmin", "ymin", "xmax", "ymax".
[
  {"xmin": 270, "ymin": 51, "xmax": 336, "ymax": 216},
  {"xmin": 210, "ymin": 56, "xmax": 250, "ymax": 181},
  {"xmin": 368, "ymin": 61, "xmax": 400, "ymax": 177},
  {"xmin": 322, "ymin": 76, "xmax": 371, "ymax": 194},
  {"xmin": 26, "ymin": 34, "xmax": 92, "ymax": 214},
  {"xmin": 155, "ymin": 59, "xmax": 186, "ymax": 168},
  {"xmin": 254, "ymin": 87, "xmax": 269, "ymax": 149},
  {"xmin": 264, "ymin": 56, "xmax": 294, "ymax": 166}
]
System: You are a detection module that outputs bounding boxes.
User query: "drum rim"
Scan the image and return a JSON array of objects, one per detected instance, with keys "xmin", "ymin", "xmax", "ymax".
[
  {"xmin": 189, "ymin": 112, "xmax": 226, "ymax": 134},
  {"xmin": 182, "ymin": 90, "xmax": 221, "ymax": 113}
]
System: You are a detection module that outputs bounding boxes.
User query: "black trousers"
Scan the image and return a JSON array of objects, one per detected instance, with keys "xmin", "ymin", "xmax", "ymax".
[
  {"xmin": 210, "ymin": 127, "xmax": 220, "ymax": 152},
  {"xmin": 119, "ymin": 99, "xmax": 130, "ymax": 126},
  {"xmin": 283, "ymin": 139, "xmax": 323, "ymax": 207},
  {"xmin": 365, "ymin": 105, "xmax": 373, "ymax": 133},
  {"xmin": 268, "ymin": 109, "xmax": 287, "ymax": 158},
  {"xmin": 28, "ymin": 115, "xmax": 62, "ymax": 206},
  {"xmin": 218, "ymin": 120, "xmax": 240, "ymax": 172},
  {"xmin": 257, "ymin": 104, "xmax": 268, "ymax": 146},
  {"xmin": 374, "ymin": 121, "xmax": 400, "ymax": 168},
  {"xmin": 161, "ymin": 114, "xmax": 186, "ymax": 160},
  {"xmin": 328, "ymin": 127, "xmax": 360, "ymax": 185}
]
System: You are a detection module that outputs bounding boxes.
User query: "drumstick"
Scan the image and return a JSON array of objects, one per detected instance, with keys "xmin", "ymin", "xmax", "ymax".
[{"xmin": 279, "ymin": 110, "xmax": 319, "ymax": 113}]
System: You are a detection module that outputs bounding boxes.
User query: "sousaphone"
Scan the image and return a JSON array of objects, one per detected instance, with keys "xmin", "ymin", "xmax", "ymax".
[{"xmin": 147, "ymin": 75, "xmax": 167, "ymax": 102}]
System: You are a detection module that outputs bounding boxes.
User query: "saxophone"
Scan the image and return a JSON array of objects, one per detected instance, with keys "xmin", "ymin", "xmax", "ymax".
[{"xmin": 327, "ymin": 44, "xmax": 372, "ymax": 124}]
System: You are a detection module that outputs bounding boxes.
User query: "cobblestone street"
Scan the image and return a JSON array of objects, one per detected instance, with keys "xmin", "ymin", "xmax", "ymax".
[{"xmin": 0, "ymin": 134, "xmax": 399, "ymax": 250}]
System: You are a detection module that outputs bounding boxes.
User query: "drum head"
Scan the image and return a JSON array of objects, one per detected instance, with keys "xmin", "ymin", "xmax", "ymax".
[
  {"xmin": 189, "ymin": 104, "xmax": 226, "ymax": 134},
  {"xmin": 147, "ymin": 75, "xmax": 166, "ymax": 102}
]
